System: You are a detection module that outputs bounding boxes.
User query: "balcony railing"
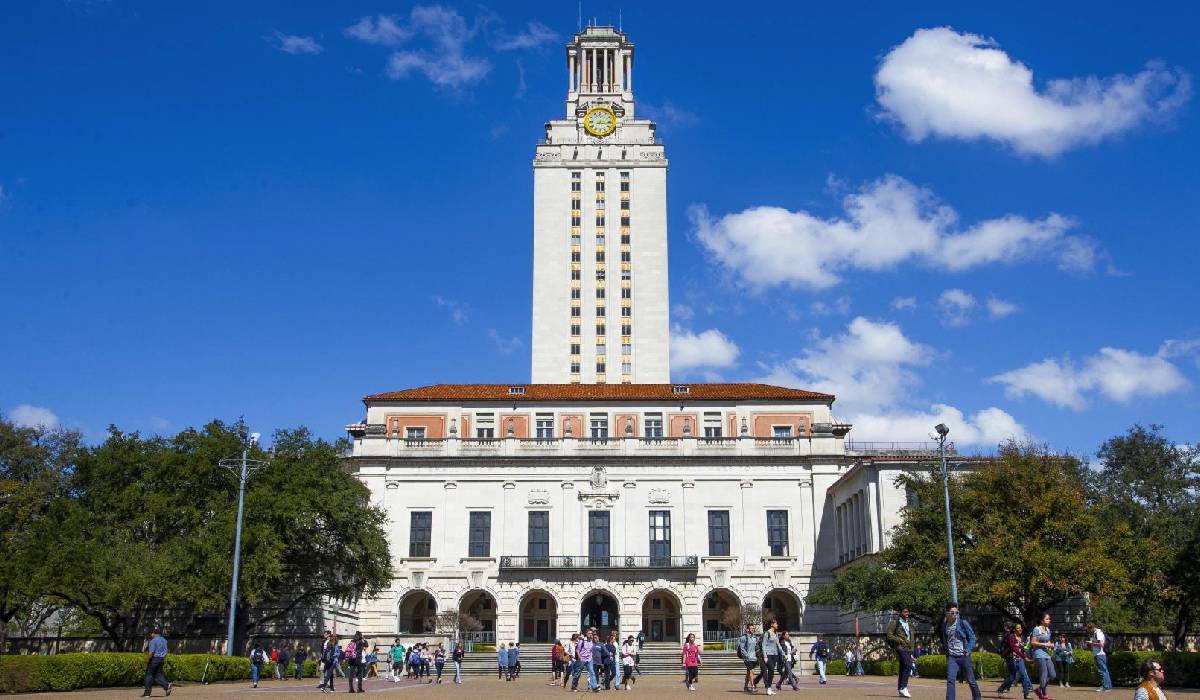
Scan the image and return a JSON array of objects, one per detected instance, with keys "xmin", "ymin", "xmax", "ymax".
[{"xmin": 499, "ymin": 555, "xmax": 698, "ymax": 570}]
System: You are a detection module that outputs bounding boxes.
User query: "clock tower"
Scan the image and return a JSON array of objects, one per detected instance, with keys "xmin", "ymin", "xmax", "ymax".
[{"xmin": 531, "ymin": 26, "xmax": 670, "ymax": 384}]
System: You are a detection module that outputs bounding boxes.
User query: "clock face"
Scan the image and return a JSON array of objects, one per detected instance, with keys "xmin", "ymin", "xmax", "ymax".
[{"xmin": 583, "ymin": 106, "xmax": 617, "ymax": 137}]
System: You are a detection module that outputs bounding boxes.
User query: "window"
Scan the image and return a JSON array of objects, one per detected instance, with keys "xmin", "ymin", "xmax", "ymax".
[
  {"xmin": 409, "ymin": 511, "xmax": 432, "ymax": 557},
  {"xmin": 535, "ymin": 415, "xmax": 554, "ymax": 439},
  {"xmin": 621, "ymin": 306, "xmax": 632, "ymax": 317},
  {"xmin": 649, "ymin": 510, "xmax": 671, "ymax": 564},
  {"xmin": 595, "ymin": 250, "xmax": 605, "ymax": 262},
  {"xmin": 621, "ymin": 324, "xmax": 632, "ymax": 335},
  {"xmin": 621, "ymin": 343, "xmax": 632, "ymax": 355},
  {"xmin": 596, "ymin": 287, "xmax": 606, "ymax": 298},
  {"xmin": 767, "ymin": 510, "xmax": 789, "ymax": 556},
  {"xmin": 570, "ymin": 324, "xmax": 581, "ymax": 336},
  {"xmin": 588, "ymin": 511, "xmax": 610, "ymax": 565},
  {"xmin": 621, "ymin": 216, "xmax": 630, "ymax": 226},
  {"xmin": 620, "ymin": 251, "xmax": 631, "ymax": 262},
  {"xmin": 570, "ymin": 307, "xmax": 581, "ymax": 317},
  {"xmin": 595, "ymin": 215, "xmax": 605, "ymax": 226},
  {"xmin": 596, "ymin": 343, "xmax": 606, "ymax": 355},
  {"xmin": 620, "ymin": 199, "xmax": 630, "ymax": 209},
  {"xmin": 405, "ymin": 427, "xmax": 426, "ymax": 441},
  {"xmin": 620, "ymin": 271, "xmax": 630, "ymax": 281},
  {"xmin": 644, "ymin": 413, "xmax": 663, "ymax": 438},
  {"xmin": 596, "ymin": 269, "xmax": 605, "ymax": 281},
  {"xmin": 621, "ymin": 362, "xmax": 631, "ymax": 373},
  {"xmin": 571, "ymin": 288, "xmax": 581, "ymax": 299},
  {"xmin": 596, "ymin": 361, "xmax": 606, "ymax": 372},
  {"xmin": 708, "ymin": 510, "xmax": 730, "ymax": 556},
  {"xmin": 570, "ymin": 361, "xmax": 581, "ymax": 373},
  {"xmin": 590, "ymin": 416, "xmax": 609, "ymax": 439},
  {"xmin": 571, "ymin": 215, "xmax": 581, "ymax": 227},
  {"xmin": 595, "ymin": 306, "xmax": 606, "ymax": 317},
  {"xmin": 571, "ymin": 250, "xmax": 581, "ymax": 262},
  {"xmin": 620, "ymin": 177, "xmax": 630, "ymax": 192},
  {"xmin": 571, "ymin": 172, "xmax": 581, "ymax": 191},
  {"xmin": 508, "ymin": 386, "xmax": 525, "ymax": 395},
  {"xmin": 621, "ymin": 234, "xmax": 630, "ymax": 244},
  {"xmin": 596, "ymin": 323, "xmax": 606, "ymax": 336},
  {"xmin": 571, "ymin": 196, "xmax": 580, "ymax": 209},
  {"xmin": 468, "ymin": 511, "xmax": 491, "ymax": 557},
  {"xmin": 476, "ymin": 427, "xmax": 495, "ymax": 438},
  {"xmin": 570, "ymin": 343, "xmax": 581, "ymax": 355},
  {"xmin": 528, "ymin": 511, "xmax": 549, "ymax": 564},
  {"xmin": 703, "ymin": 412, "xmax": 722, "ymax": 439},
  {"xmin": 572, "ymin": 234, "xmax": 581, "ymax": 245},
  {"xmin": 773, "ymin": 425, "xmax": 793, "ymax": 440},
  {"xmin": 595, "ymin": 179, "xmax": 605, "ymax": 192},
  {"xmin": 621, "ymin": 288, "xmax": 631, "ymax": 299},
  {"xmin": 571, "ymin": 269, "xmax": 581, "ymax": 281}
]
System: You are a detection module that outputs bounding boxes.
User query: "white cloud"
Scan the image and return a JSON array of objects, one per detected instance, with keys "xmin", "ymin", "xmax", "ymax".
[
  {"xmin": 989, "ymin": 343, "xmax": 1192, "ymax": 410},
  {"xmin": 986, "ymin": 296, "xmax": 1020, "ymax": 319},
  {"xmin": 670, "ymin": 326, "xmax": 741, "ymax": 372},
  {"xmin": 493, "ymin": 21, "xmax": 556, "ymax": 51},
  {"xmin": 891, "ymin": 296, "xmax": 918, "ymax": 311},
  {"xmin": 639, "ymin": 101, "xmax": 700, "ymax": 128},
  {"xmin": 269, "ymin": 31, "xmax": 323, "ymax": 55},
  {"xmin": 757, "ymin": 317, "xmax": 1027, "ymax": 447},
  {"xmin": 671, "ymin": 304, "xmax": 695, "ymax": 321},
  {"xmin": 851, "ymin": 404, "xmax": 1028, "ymax": 446},
  {"xmin": 9, "ymin": 404, "xmax": 59, "ymax": 429},
  {"xmin": 487, "ymin": 329, "xmax": 523, "ymax": 355},
  {"xmin": 344, "ymin": 15, "xmax": 413, "ymax": 46},
  {"xmin": 433, "ymin": 295, "xmax": 469, "ymax": 324},
  {"xmin": 875, "ymin": 27, "xmax": 1192, "ymax": 157},
  {"xmin": 937, "ymin": 288, "xmax": 977, "ymax": 327},
  {"xmin": 757, "ymin": 317, "xmax": 932, "ymax": 414},
  {"xmin": 811, "ymin": 296, "xmax": 852, "ymax": 316},
  {"xmin": 692, "ymin": 175, "xmax": 1094, "ymax": 290}
]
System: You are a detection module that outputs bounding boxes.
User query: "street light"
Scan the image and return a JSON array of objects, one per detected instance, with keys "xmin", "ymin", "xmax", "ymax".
[
  {"xmin": 220, "ymin": 428, "xmax": 269, "ymax": 656},
  {"xmin": 934, "ymin": 423, "xmax": 959, "ymax": 604}
]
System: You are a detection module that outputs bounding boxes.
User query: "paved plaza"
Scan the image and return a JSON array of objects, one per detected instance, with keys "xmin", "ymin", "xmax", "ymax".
[{"xmin": 27, "ymin": 674, "xmax": 1200, "ymax": 699}]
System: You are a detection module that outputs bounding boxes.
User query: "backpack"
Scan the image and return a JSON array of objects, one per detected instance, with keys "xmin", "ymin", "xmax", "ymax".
[
  {"xmin": 815, "ymin": 641, "xmax": 829, "ymax": 660},
  {"xmin": 251, "ymin": 648, "xmax": 265, "ymax": 663},
  {"xmin": 999, "ymin": 634, "xmax": 1013, "ymax": 658},
  {"xmin": 343, "ymin": 640, "xmax": 358, "ymax": 663}
]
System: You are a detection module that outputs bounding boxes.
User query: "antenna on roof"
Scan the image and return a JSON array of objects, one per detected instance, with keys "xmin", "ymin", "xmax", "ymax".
[
  {"xmin": 577, "ymin": 0, "xmax": 582, "ymax": 32},
  {"xmin": 619, "ymin": 8, "xmax": 622, "ymax": 31}
]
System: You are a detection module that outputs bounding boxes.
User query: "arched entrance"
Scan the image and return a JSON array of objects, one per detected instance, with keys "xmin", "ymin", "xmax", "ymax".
[
  {"xmin": 641, "ymin": 589, "xmax": 681, "ymax": 643},
  {"xmin": 762, "ymin": 589, "xmax": 802, "ymax": 632},
  {"xmin": 580, "ymin": 591, "xmax": 620, "ymax": 640},
  {"xmin": 397, "ymin": 591, "xmax": 437, "ymax": 634},
  {"xmin": 519, "ymin": 590, "xmax": 558, "ymax": 643},
  {"xmin": 702, "ymin": 589, "xmax": 740, "ymax": 642},
  {"xmin": 459, "ymin": 590, "xmax": 497, "ymax": 643}
]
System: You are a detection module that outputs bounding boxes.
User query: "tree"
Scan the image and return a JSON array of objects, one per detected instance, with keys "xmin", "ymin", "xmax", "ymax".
[
  {"xmin": 32, "ymin": 421, "xmax": 391, "ymax": 651},
  {"xmin": 808, "ymin": 442, "xmax": 1128, "ymax": 629},
  {"xmin": 0, "ymin": 417, "xmax": 82, "ymax": 654},
  {"xmin": 1092, "ymin": 425, "xmax": 1199, "ymax": 648}
]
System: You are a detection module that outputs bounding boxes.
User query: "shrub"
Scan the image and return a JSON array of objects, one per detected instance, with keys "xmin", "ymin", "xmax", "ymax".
[
  {"xmin": 0, "ymin": 652, "xmax": 267, "ymax": 693},
  {"xmin": 914, "ymin": 652, "xmax": 1005, "ymax": 679},
  {"xmin": 826, "ymin": 659, "xmax": 846, "ymax": 675}
]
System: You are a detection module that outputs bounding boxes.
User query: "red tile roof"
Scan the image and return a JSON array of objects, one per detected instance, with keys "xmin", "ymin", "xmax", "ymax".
[{"xmin": 363, "ymin": 383, "xmax": 834, "ymax": 403}]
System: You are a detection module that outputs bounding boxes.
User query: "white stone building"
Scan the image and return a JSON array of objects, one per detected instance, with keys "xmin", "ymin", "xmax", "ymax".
[{"xmin": 342, "ymin": 27, "xmax": 953, "ymax": 645}]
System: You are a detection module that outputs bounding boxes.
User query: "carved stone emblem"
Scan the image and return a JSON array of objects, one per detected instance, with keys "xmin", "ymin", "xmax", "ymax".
[
  {"xmin": 528, "ymin": 489, "xmax": 550, "ymax": 505},
  {"xmin": 589, "ymin": 465, "xmax": 608, "ymax": 489},
  {"xmin": 648, "ymin": 488, "xmax": 670, "ymax": 504}
]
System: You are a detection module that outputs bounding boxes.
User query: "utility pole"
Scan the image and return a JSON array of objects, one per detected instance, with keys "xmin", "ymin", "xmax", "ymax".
[
  {"xmin": 934, "ymin": 423, "xmax": 959, "ymax": 604},
  {"xmin": 221, "ymin": 428, "xmax": 268, "ymax": 656}
]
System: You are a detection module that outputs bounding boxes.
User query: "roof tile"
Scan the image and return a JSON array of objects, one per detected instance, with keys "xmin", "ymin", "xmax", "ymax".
[{"xmin": 363, "ymin": 383, "xmax": 834, "ymax": 403}]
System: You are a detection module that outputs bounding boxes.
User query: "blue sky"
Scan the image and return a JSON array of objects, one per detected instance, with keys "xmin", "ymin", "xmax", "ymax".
[{"xmin": 2, "ymin": 1, "xmax": 1197, "ymax": 455}]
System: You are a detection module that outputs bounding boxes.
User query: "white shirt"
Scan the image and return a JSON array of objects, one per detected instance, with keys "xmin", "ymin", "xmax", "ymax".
[
  {"xmin": 620, "ymin": 643, "xmax": 637, "ymax": 665},
  {"xmin": 1091, "ymin": 628, "xmax": 1106, "ymax": 656}
]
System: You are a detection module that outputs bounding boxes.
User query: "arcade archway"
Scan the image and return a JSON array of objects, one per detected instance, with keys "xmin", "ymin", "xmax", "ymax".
[
  {"xmin": 762, "ymin": 589, "xmax": 802, "ymax": 632},
  {"xmin": 397, "ymin": 591, "xmax": 437, "ymax": 634},
  {"xmin": 641, "ymin": 589, "xmax": 681, "ymax": 643},
  {"xmin": 459, "ymin": 590, "xmax": 497, "ymax": 643},
  {"xmin": 519, "ymin": 590, "xmax": 558, "ymax": 643},
  {"xmin": 580, "ymin": 591, "xmax": 620, "ymax": 639},
  {"xmin": 702, "ymin": 589, "xmax": 740, "ymax": 642}
]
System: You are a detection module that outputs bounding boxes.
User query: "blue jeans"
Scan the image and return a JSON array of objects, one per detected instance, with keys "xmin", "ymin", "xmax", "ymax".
[
  {"xmin": 586, "ymin": 659, "xmax": 599, "ymax": 690},
  {"xmin": 815, "ymin": 659, "xmax": 827, "ymax": 682},
  {"xmin": 454, "ymin": 660, "xmax": 461, "ymax": 682},
  {"xmin": 251, "ymin": 662, "xmax": 261, "ymax": 685},
  {"xmin": 946, "ymin": 655, "xmax": 981, "ymax": 700},
  {"xmin": 998, "ymin": 656, "xmax": 1031, "ymax": 694},
  {"xmin": 1095, "ymin": 653, "xmax": 1112, "ymax": 690}
]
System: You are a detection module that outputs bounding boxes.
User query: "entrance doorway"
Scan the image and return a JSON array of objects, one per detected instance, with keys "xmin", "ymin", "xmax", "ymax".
[
  {"xmin": 519, "ymin": 590, "xmax": 557, "ymax": 643},
  {"xmin": 641, "ymin": 589, "xmax": 681, "ymax": 643},
  {"xmin": 580, "ymin": 591, "xmax": 619, "ymax": 639}
]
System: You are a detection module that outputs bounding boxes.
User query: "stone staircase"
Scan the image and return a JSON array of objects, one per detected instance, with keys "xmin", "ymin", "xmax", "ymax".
[{"xmin": 457, "ymin": 638, "xmax": 826, "ymax": 677}]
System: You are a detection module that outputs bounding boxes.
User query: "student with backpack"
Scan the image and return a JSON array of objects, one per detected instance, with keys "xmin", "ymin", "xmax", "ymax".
[
  {"xmin": 320, "ymin": 636, "xmax": 342, "ymax": 693},
  {"xmin": 809, "ymin": 635, "xmax": 831, "ymax": 685},
  {"xmin": 737, "ymin": 624, "xmax": 761, "ymax": 693},
  {"xmin": 1087, "ymin": 622, "xmax": 1113, "ymax": 692},
  {"xmin": 390, "ymin": 640, "xmax": 406, "ymax": 682},
  {"xmin": 249, "ymin": 643, "xmax": 267, "ymax": 688},
  {"xmin": 998, "ymin": 623, "xmax": 1033, "ymax": 698},
  {"xmin": 887, "ymin": 607, "xmax": 915, "ymax": 698}
]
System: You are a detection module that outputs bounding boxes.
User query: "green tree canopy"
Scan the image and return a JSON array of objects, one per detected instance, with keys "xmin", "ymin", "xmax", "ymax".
[{"xmin": 808, "ymin": 442, "xmax": 1128, "ymax": 629}]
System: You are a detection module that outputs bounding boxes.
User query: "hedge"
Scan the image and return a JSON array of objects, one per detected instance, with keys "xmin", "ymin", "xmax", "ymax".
[
  {"xmin": 912, "ymin": 650, "xmax": 1200, "ymax": 688},
  {"xmin": 0, "ymin": 653, "xmax": 321, "ymax": 693}
]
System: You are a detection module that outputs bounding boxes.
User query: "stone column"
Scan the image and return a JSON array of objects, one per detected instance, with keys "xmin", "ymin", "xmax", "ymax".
[{"xmin": 569, "ymin": 52, "xmax": 576, "ymax": 92}]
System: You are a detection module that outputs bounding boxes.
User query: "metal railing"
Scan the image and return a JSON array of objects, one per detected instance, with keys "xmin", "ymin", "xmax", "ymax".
[
  {"xmin": 846, "ymin": 441, "xmax": 952, "ymax": 455},
  {"xmin": 499, "ymin": 555, "xmax": 698, "ymax": 570},
  {"xmin": 462, "ymin": 630, "xmax": 495, "ymax": 643},
  {"xmin": 702, "ymin": 630, "xmax": 736, "ymax": 642}
]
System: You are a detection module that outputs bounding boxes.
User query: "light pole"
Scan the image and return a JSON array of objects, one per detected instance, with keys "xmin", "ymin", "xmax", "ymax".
[
  {"xmin": 221, "ymin": 428, "xmax": 269, "ymax": 656},
  {"xmin": 934, "ymin": 423, "xmax": 959, "ymax": 604}
]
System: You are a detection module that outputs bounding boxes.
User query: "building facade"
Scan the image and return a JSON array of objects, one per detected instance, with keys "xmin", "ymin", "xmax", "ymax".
[{"xmin": 343, "ymin": 27, "xmax": 942, "ymax": 644}]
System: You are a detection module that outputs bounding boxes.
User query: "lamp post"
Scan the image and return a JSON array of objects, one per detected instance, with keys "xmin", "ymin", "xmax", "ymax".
[
  {"xmin": 934, "ymin": 423, "xmax": 959, "ymax": 604},
  {"xmin": 221, "ymin": 428, "xmax": 269, "ymax": 656}
]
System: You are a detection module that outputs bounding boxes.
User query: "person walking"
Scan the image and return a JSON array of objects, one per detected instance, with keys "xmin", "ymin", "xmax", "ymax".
[
  {"xmin": 498, "ymin": 642, "xmax": 509, "ymax": 681},
  {"xmin": 563, "ymin": 632, "xmax": 581, "ymax": 692},
  {"xmin": 507, "ymin": 642, "xmax": 520, "ymax": 681},
  {"xmin": 940, "ymin": 602, "xmax": 982, "ymax": 700},
  {"xmin": 141, "ymin": 629, "xmax": 172, "ymax": 697},
  {"xmin": 578, "ymin": 628, "xmax": 600, "ymax": 691},
  {"xmin": 844, "ymin": 648, "xmax": 856, "ymax": 676},
  {"xmin": 753, "ymin": 619, "xmax": 781, "ymax": 695},
  {"xmin": 1087, "ymin": 622, "xmax": 1113, "ymax": 692},
  {"xmin": 1030, "ymin": 614, "xmax": 1057, "ymax": 700},
  {"xmin": 1053, "ymin": 634, "xmax": 1073, "ymax": 689},
  {"xmin": 421, "ymin": 644, "xmax": 433, "ymax": 681},
  {"xmin": 390, "ymin": 640, "xmax": 406, "ymax": 682},
  {"xmin": 997, "ymin": 623, "xmax": 1033, "ymax": 698},
  {"xmin": 603, "ymin": 632, "xmax": 619, "ymax": 689},
  {"xmin": 551, "ymin": 639, "xmax": 565, "ymax": 686},
  {"xmin": 249, "ymin": 642, "xmax": 267, "ymax": 688},
  {"xmin": 295, "ymin": 645, "xmax": 308, "ymax": 680},
  {"xmin": 737, "ymin": 624, "xmax": 761, "ymax": 693},
  {"xmin": 434, "ymin": 644, "xmax": 446, "ymax": 684},
  {"xmin": 775, "ymin": 631, "xmax": 799, "ymax": 692},
  {"xmin": 278, "ymin": 646, "xmax": 291, "ymax": 681},
  {"xmin": 452, "ymin": 642, "xmax": 464, "ymax": 684},
  {"xmin": 621, "ymin": 635, "xmax": 638, "ymax": 690},
  {"xmin": 319, "ymin": 636, "xmax": 341, "ymax": 694},
  {"xmin": 809, "ymin": 634, "xmax": 831, "ymax": 685},
  {"xmin": 1134, "ymin": 659, "xmax": 1168, "ymax": 700},
  {"xmin": 887, "ymin": 606, "xmax": 915, "ymax": 698},
  {"xmin": 681, "ymin": 633, "xmax": 702, "ymax": 692}
]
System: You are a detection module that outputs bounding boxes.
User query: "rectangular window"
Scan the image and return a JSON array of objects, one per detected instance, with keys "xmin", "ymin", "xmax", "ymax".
[
  {"xmin": 621, "ymin": 324, "xmax": 632, "ymax": 335},
  {"xmin": 596, "ymin": 287, "xmax": 606, "ymax": 298},
  {"xmin": 596, "ymin": 324, "xmax": 606, "ymax": 336},
  {"xmin": 621, "ymin": 343, "xmax": 632, "ymax": 355},
  {"xmin": 405, "ymin": 427, "xmax": 426, "ymax": 441},
  {"xmin": 528, "ymin": 511, "xmax": 549, "ymax": 564},
  {"xmin": 621, "ymin": 306, "xmax": 632, "ymax": 317},
  {"xmin": 595, "ymin": 306, "xmax": 606, "ymax": 317},
  {"xmin": 409, "ymin": 511, "xmax": 432, "ymax": 557},
  {"xmin": 570, "ymin": 306, "xmax": 581, "ymax": 317},
  {"xmin": 649, "ymin": 510, "xmax": 671, "ymax": 564},
  {"xmin": 621, "ymin": 234, "xmax": 630, "ymax": 244},
  {"xmin": 571, "ymin": 288, "xmax": 581, "ymax": 299},
  {"xmin": 773, "ymin": 425, "xmax": 793, "ymax": 440},
  {"xmin": 621, "ymin": 362, "xmax": 632, "ymax": 373},
  {"xmin": 570, "ymin": 324, "xmax": 581, "ymax": 336},
  {"xmin": 767, "ymin": 510, "xmax": 789, "ymax": 556},
  {"xmin": 595, "ymin": 250, "xmax": 604, "ymax": 262},
  {"xmin": 572, "ymin": 250, "xmax": 581, "ymax": 262},
  {"xmin": 589, "ymin": 511, "xmax": 610, "ymax": 565},
  {"xmin": 571, "ymin": 269, "xmax": 581, "ymax": 281},
  {"xmin": 596, "ymin": 343, "xmax": 606, "ymax": 355},
  {"xmin": 644, "ymin": 413, "xmax": 663, "ymax": 438},
  {"xmin": 468, "ymin": 511, "xmax": 491, "ymax": 557},
  {"xmin": 621, "ymin": 216, "xmax": 631, "ymax": 226},
  {"xmin": 590, "ymin": 416, "xmax": 609, "ymax": 439},
  {"xmin": 535, "ymin": 415, "xmax": 554, "ymax": 439},
  {"xmin": 703, "ymin": 412, "xmax": 722, "ymax": 438},
  {"xmin": 476, "ymin": 427, "xmax": 495, "ymax": 438},
  {"xmin": 620, "ymin": 199, "xmax": 630, "ymax": 209},
  {"xmin": 621, "ymin": 288, "xmax": 631, "ymax": 299},
  {"xmin": 595, "ymin": 179, "xmax": 605, "ymax": 192},
  {"xmin": 571, "ymin": 215, "xmax": 581, "ymax": 226},
  {"xmin": 620, "ymin": 251, "xmax": 631, "ymax": 262},
  {"xmin": 708, "ymin": 510, "xmax": 731, "ymax": 556},
  {"xmin": 570, "ymin": 361, "xmax": 581, "ymax": 373},
  {"xmin": 595, "ymin": 215, "xmax": 605, "ymax": 226},
  {"xmin": 596, "ymin": 361, "xmax": 606, "ymax": 372},
  {"xmin": 570, "ymin": 343, "xmax": 581, "ymax": 355}
]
